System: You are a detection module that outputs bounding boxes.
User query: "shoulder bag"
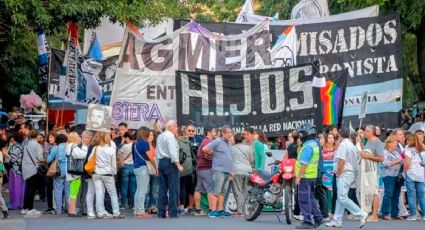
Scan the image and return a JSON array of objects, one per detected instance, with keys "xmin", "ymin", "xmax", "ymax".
[
  {"xmin": 85, "ymin": 147, "xmax": 97, "ymax": 176},
  {"xmin": 134, "ymin": 143, "xmax": 156, "ymax": 175},
  {"xmin": 27, "ymin": 148, "xmax": 47, "ymax": 176},
  {"xmin": 67, "ymin": 145, "xmax": 85, "ymax": 175}
]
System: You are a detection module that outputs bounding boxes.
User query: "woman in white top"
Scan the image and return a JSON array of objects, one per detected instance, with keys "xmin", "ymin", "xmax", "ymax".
[
  {"xmin": 118, "ymin": 131, "xmax": 136, "ymax": 209},
  {"xmin": 66, "ymin": 132, "xmax": 87, "ymax": 217},
  {"xmin": 403, "ymin": 134, "xmax": 425, "ymax": 221},
  {"xmin": 91, "ymin": 132, "xmax": 125, "ymax": 219}
]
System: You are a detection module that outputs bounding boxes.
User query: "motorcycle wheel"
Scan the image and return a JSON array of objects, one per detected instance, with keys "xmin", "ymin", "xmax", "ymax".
[
  {"xmin": 284, "ymin": 184, "xmax": 294, "ymax": 225},
  {"xmin": 242, "ymin": 193, "xmax": 263, "ymax": 221}
]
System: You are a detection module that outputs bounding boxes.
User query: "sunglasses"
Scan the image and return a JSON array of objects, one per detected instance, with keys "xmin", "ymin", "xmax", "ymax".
[{"xmin": 187, "ymin": 130, "xmax": 195, "ymax": 133}]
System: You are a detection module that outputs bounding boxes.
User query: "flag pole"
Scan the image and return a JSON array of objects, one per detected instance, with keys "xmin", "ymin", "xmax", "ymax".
[{"xmin": 46, "ymin": 41, "xmax": 52, "ymax": 133}]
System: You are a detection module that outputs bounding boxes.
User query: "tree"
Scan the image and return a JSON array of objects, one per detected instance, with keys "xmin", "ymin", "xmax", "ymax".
[{"xmin": 0, "ymin": 0, "xmax": 186, "ymax": 109}]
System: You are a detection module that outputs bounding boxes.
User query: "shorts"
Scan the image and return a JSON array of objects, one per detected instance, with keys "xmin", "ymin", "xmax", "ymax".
[
  {"xmin": 212, "ymin": 171, "xmax": 230, "ymax": 196},
  {"xmin": 195, "ymin": 169, "xmax": 214, "ymax": 193},
  {"xmin": 69, "ymin": 178, "xmax": 82, "ymax": 199}
]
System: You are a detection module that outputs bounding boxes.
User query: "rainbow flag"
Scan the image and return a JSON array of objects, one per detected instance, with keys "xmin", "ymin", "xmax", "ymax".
[{"xmin": 320, "ymin": 77, "xmax": 346, "ymax": 126}]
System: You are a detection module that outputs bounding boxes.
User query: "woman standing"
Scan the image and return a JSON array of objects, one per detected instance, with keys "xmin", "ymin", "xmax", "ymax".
[
  {"xmin": 0, "ymin": 139, "xmax": 9, "ymax": 218},
  {"xmin": 47, "ymin": 134, "xmax": 69, "ymax": 215},
  {"xmin": 65, "ymin": 132, "xmax": 87, "ymax": 217},
  {"xmin": 133, "ymin": 127, "xmax": 157, "ymax": 218},
  {"xmin": 91, "ymin": 132, "xmax": 125, "ymax": 219},
  {"xmin": 118, "ymin": 131, "xmax": 136, "ymax": 209},
  {"xmin": 7, "ymin": 132, "xmax": 25, "ymax": 210},
  {"xmin": 381, "ymin": 135, "xmax": 403, "ymax": 220},
  {"xmin": 322, "ymin": 133, "xmax": 336, "ymax": 160},
  {"xmin": 254, "ymin": 129, "xmax": 269, "ymax": 151},
  {"xmin": 403, "ymin": 134, "xmax": 425, "ymax": 221},
  {"xmin": 286, "ymin": 131, "xmax": 299, "ymax": 159},
  {"xmin": 146, "ymin": 130, "xmax": 158, "ymax": 213},
  {"xmin": 230, "ymin": 133, "xmax": 254, "ymax": 215}
]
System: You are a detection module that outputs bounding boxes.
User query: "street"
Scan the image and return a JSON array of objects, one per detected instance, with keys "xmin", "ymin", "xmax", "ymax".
[{"xmin": 1, "ymin": 201, "xmax": 423, "ymax": 230}]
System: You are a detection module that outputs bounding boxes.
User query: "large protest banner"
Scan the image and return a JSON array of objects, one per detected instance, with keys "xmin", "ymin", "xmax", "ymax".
[
  {"xmin": 175, "ymin": 63, "xmax": 322, "ymax": 136},
  {"xmin": 174, "ymin": 13, "xmax": 402, "ymax": 129},
  {"xmin": 110, "ymin": 20, "xmax": 281, "ymax": 129}
]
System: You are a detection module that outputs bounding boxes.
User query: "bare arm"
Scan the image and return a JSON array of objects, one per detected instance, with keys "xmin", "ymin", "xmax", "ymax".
[{"xmin": 336, "ymin": 159, "xmax": 345, "ymax": 177}]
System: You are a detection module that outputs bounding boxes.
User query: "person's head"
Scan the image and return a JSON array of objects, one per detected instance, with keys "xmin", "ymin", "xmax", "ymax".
[
  {"xmin": 364, "ymin": 125, "xmax": 377, "ymax": 140},
  {"xmin": 375, "ymin": 126, "xmax": 382, "ymax": 136},
  {"xmin": 234, "ymin": 133, "xmax": 244, "ymax": 144},
  {"xmin": 384, "ymin": 135, "xmax": 398, "ymax": 152},
  {"xmin": 48, "ymin": 131, "xmax": 57, "ymax": 145},
  {"xmin": 356, "ymin": 127, "xmax": 365, "ymax": 138},
  {"xmin": 393, "ymin": 128, "xmax": 405, "ymax": 144},
  {"xmin": 67, "ymin": 132, "xmax": 81, "ymax": 145},
  {"xmin": 338, "ymin": 127, "xmax": 351, "ymax": 139},
  {"xmin": 92, "ymin": 132, "xmax": 112, "ymax": 147},
  {"xmin": 324, "ymin": 133, "xmax": 335, "ymax": 147},
  {"xmin": 221, "ymin": 126, "xmax": 233, "ymax": 142},
  {"xmin": 296, "ymin": 123, "xmax": 317, "ymax": 143},
  {"xmin": 243, "ymin": 127, "xmax": 255, "ymax": 143},
  {"xmin": 89, "ymin": 106, "xmax": 109, "ymax": 129},
  {"xmin": 185, "ymin": 124, "xmax": 196, "ymax": 138},
  {"xmin": 318, "ymin": 133, "xmax": 325, "ymax": 146},
  {"xmin": 254, "ymin": 129, "xmax": 268, "ymax": 144},
  {"xmin": 328, "ymin": 125, "xmax": 338, "ymax": 137},
  {"xmin": 165, "ymin": 120, "xmax": 178, "ymax": 135},
  {"xmin": 29, "ymin": 129, "xmax": 38, "ymax": 139},
  {"xmin": 123, "ymin": 131, "xmax": 136, "ymax": 143},
  {"xmin": 36, "ymin": 131, "xmax": 45, "ymax": 144},
  {"xmin": 415, "ymin": 130, "xmax": 424, "ymax": 144},
  {"xmin": 148, "ymin": 131, "xmax": 157, "ymax": 147},
  {"xmin": 118, "ymin": 123, "xmax": 128, "ymax": 137},
  {"xmin": 137, "ymin": 127, "xmax": 151, "ymax": 141},
  {"xmin": 405, "ymin": 134, "xmax": 425, "ymax": 152},
  {"xmin": 20, "ymin": 122, "xmax": 33, "ymax": 137},
  {"xmin": 288, "ymin": 131, "xmax": 299, "ymax": 144},
  {"xmin": 81, "ymin": 130, "xmax": 94, "ymax": 146},
  {"xmin": 8, "ymin": 131, "xmax": 24, "ymax": 144},
  {"xmin": 55, "ymin": 134, "xmax": 68, "ymax": 145},
  {"xmin": 204, "ymin": 127, "xmax": 217, "ymax": 139}
]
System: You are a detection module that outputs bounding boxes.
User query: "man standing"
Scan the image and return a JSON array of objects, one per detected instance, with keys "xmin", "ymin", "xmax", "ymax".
[
  {"xmin": 360, "ymin": 125, "xmax": 385, "ymax": 222},
  {"xmin": 114, "ymin": 123, "xmax": 128, "ymax": 149},
  {"xmin": 243, "ymin": 127, "xmax": 265, "ymax": 171},
  {"xmin": 156, "ymin": 120, "xmax": 183, "ymax": 218},
  {"xmin": 326, "ymin": 128, "xmax": 367, "ymax": 228},
  {"xmin": 294, "ymin": 124, "xmax": 323, "ymax": 229},
  {"xmin": 194, "ymin": 127, "xmax": 217, "ymax": 216},
  {"xmin": 203, "ymin": 126, "xmax": 233, "ymax": 218}
]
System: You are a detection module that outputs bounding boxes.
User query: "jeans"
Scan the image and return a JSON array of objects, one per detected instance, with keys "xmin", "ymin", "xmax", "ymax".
[
  {"xmin": 145, "ymin": 175, "xmax": 158, "ymax": 209},
  {"xmin": 405, "ymin": 175, "xmax": 425, "ymax": 217},
  {"xmin": 85, "ymin": 178, "xmax": 98, "ymax": 216},
  {"xmin": 333, "ymin": 172, "xmax": 365, "ymax": 224},
  {"xmin": 381, "ymin": 176, "xmax": 402, "ymax": 217},
  {"xmin": 298, "ymin": 178, "xmax": 323, "ymax": 225},
  {"xmin": 158, "ymin": 159, "xmax": 179, "ymax": 218},
  {"xmin": 93, "ymin": 174, "xmax": 120, "ymax": 216},
  {"xmin": 53, "ymin": 177, "xmax": 70, "ymax": 214},
  {"xmin": 134, "ymin": 166, "xmax": 149, "ymax": 215},
  {"xmin": 119, "ymin": 164, "xmax": 136, "ymax": 207}
]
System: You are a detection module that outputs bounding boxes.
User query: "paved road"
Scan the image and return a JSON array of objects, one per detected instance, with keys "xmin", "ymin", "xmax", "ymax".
[{"xmin": 2, "ymin": 201, "xmax": 424, "ymax": 230}]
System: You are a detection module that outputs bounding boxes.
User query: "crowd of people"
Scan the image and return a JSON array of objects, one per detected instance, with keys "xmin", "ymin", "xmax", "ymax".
[{"xmin": 0, "ymin": 112, "xmax": 424, "ymax": 229}]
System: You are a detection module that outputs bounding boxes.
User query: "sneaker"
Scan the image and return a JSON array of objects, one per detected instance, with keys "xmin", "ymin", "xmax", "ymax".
[
  {"xmin": 43, "ymin": 208, "xmax": 55, "ymax": 214},
  {"xmin": 24, "ymin": 209, "xmax": 42, "ymax": 218},
  {"xmin": 359, "ymin": 212, "xmax": 368, "ymax": 228},
  {"xmin": 194, "ymin": 209, "xmax": 207, "ymax": 216},
  {"xmin": 208, "ymin": 211, "xmax": 220, "ymax": 218},
  {"xmin": 21, "ymin": 209, "xmax": 28, "ymax": 215},
  {"xmin": 219, "ymin": 210, "xmax": 231, "ymax": 218},
  {"xmin": 3, "ymin": 211, "xmax": 9, "ymax": 219},
  {"xmin": 113, "ymin": 214, "xmax": 126, "ymax": 219},
  {"xmin": 314, "ymin": 219, "xmax": 326, "ymax": 228},
  {"xmin": 188, "ymin": 208, "xmax": 196, "ymax": 215},
  {"xmin": 294, "ymin": 215, "xmax": 304, "ymax": 221},
  {"xmin": 406, "ymin": 216, "xmax": 417, "ymax": 221},
  {"xmin": 178, "ymin": 208, "xmax": 187, "ymax": 216},
  {"xmin": 87, "ymin": 214, "xmax": 96, "ymax": 219},
  {"xmin": 295, "ymin": 222, "xmax": 316, "ymax": 229},
  {"xmin": 97, "ymin": 213, "xmax": 113, "ymax": 219},
  {"xmin": 325, "ymin": 220, "xmax": 343, "ymax": 228}
]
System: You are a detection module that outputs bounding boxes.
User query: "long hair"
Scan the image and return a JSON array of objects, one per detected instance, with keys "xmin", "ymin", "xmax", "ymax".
[
  {"xmin": 254, "ymin": 129, "xmax": 268, "ymax": 144},
  {"xmin": 136, "ymin": 127, "xmax": 150, "ymax": 141},
  {"xmin": 324, "ymin": 133, "xmax": 336, "ymax": 149},
  {"xmin": 92, "ymin": 132, "xmax": 111, "ymax": 147},
  {"xmin": 406, "ymin": 134, "xmax": 425, "ymax": 152}
]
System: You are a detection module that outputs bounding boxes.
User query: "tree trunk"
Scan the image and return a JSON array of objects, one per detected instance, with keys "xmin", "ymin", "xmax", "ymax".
[{"xmin": 417, "ymin": 16, "xmax": 425, "ymax": 100}]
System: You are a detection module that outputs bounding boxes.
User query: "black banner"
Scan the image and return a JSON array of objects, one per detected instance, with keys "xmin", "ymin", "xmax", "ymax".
[{"xmin": 176, "ymin": 63, "xmax": 322, "ymax": 136}]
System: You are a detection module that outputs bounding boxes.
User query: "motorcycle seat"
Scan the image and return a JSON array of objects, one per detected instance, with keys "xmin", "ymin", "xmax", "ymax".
[{"xmin": 256, "ymin": 170, "xmax": 273, "ymax": 183}]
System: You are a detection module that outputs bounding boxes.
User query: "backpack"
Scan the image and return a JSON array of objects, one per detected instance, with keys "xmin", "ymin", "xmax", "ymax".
[{"xmin": 67, "ymin": 145, "xmax": 85, "ymax": 175}]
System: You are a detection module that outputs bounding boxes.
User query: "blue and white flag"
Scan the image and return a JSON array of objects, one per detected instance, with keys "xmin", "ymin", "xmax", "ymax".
[
  {"xmin": 86, "ymin": 31, "xmax": 103, "ymax": 61},
  {"xmin": 37, "ymin": 28, "xmax": 50, "ymax": 86}
]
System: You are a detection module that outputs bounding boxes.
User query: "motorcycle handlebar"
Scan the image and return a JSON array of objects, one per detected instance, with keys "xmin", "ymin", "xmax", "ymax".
[{"xmin": 268, "ymin": 160, "xmax": 281, "ymax": 166}]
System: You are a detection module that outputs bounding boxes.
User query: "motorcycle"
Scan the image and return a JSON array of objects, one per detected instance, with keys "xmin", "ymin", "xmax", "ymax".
[{"xmin": 242, "ymin": 152, "xmax": 297, "ymax": 224}]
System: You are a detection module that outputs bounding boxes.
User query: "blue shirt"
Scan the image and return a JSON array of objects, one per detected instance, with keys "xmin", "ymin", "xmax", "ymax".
[
  {"xmin": 133, "ymin": 140, "xmax": 150, "ymax": 169},
  {"xmin": 206, "ymin": 138, "xmax": 233, "ymax": 173},
  {"xmin": 299, "ymin": 140, "xmax": 315, "ymax": 165},
  {"xmin": 47, "ymin": 143, "xmax": 67, "ymax": 177}
]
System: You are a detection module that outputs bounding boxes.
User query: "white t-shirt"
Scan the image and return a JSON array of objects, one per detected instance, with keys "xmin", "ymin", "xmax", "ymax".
[
  {"xmin": 405, "ymin": 147, "xmax": 425, "ymax": 182},
  {"xmin": 120, "ymin": 143, "xmax": 134, "ymax": 165},
  {"xmin": 334, "ymin": 138, "xmax": 359, "ymax": 172}
]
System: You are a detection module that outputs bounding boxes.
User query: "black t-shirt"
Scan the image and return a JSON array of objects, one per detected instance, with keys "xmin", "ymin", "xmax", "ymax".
[{"xmin": 287, "ymin": 143, "xmax": 298, "ymax": 159}]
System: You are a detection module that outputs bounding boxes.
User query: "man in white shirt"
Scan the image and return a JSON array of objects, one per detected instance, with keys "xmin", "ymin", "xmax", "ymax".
[
  {"xmin": 156, "ymin": 120, "xmax": 183, "ymax": 219},
  {"xmin": 327, "ymin": 128, "xmax": 367, "ymax": 228}
]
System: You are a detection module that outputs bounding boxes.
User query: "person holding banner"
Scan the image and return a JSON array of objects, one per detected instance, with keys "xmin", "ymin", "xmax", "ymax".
[
  {"xmin": 294, "ymin": 124, "xmax": 324, "ymax": 229},
  {"xmin": 359, "ymin": 125, "xmax": 385, "ymax": 222},
  {"xmin": 326, "ymin": 128, "xmax": 367, "ymax": 228}
]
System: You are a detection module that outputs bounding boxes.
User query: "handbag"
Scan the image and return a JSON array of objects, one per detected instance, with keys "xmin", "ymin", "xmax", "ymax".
[
  {"xmin": 389, "ymin": 151, "xmax": 404, "ymax": 184},
  {"xmin": 67, "ymin": 145, "xmax": 85, "ymax": 175},
  {"xmin": 27, "ymin": 148, "xmax": 47, "ymax": 176},
  {"xmin": 85, "ymin": 147, "xmax": 97, "ymax": 176},
  {"xmin": 47, "ymin": 159, "xmax": 60, "ymax": 177},
  {"xmin": 134, "ymin": 143, "xmax": 156, "ymax": 175}
]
